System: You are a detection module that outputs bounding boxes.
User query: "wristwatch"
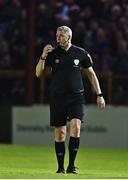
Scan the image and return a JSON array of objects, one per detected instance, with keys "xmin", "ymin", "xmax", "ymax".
[
  {"xmin": 40, "ymin": 56, "xmax": 46, "ymax": 61},
  {"xmin": 97, "ymin": 93, "xmax": 103, "ymax": 97}
]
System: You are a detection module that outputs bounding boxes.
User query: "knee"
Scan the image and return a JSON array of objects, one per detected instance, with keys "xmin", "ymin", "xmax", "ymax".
[
  {"xmin": 55, "ymin": 126, "xmax": 66, "ymax": 142},
  {"xmin": 70, "ymin": 119, "xmax": 81, "ymax": 137}
]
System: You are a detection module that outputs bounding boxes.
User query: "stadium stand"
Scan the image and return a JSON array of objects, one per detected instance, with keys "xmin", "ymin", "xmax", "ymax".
[{"xmin": 0, "ymin": 0, "xmax": 128, "ymax": 105}]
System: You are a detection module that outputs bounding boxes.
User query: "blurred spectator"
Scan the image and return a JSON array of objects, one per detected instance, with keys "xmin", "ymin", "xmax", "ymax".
[
  {"xmin": 73, "ymin": 21, "xmax": 86, "ymax": 47},
  {"xmin": 0, "ymin": 35, "xmax": 11, "ymax": 68},
  {"xmin": 1, "ymin": 0, "xmax": 128, "ymax": 105}
]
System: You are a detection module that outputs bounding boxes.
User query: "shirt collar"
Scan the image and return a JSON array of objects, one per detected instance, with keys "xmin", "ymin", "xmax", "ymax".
[{"xmin": 57, "ymin": 44, "xmax": 72, "ymax": 53}]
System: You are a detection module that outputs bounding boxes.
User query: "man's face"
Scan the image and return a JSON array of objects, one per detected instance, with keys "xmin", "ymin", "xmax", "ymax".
[{"xmin": 56, "ymin": 31, "xmax": 69, "ymax": 47}]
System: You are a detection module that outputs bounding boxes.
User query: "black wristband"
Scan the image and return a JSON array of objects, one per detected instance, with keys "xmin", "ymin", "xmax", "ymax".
[
  {"xmin": 97, "ymin": 93, "xmax": 103, "ymax": 97},
  {"xmin": 40, "ymin": 56, "xmax": 46, "ymax": 61}
]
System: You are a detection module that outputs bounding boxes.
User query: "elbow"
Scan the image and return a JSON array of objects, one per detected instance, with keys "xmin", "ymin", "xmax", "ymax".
[
  {"xmin": 36, "ymin": 70, "xmax": 41, "ymax": 78},
  {"xmin": 36, "ymin": 68, "xmax": 41, "ymax": 78},
  {"xmin": 36, "ymin": 72, "xmax": 40, "ymax": 78},
  {"xmin": 36, "ymin": 63, "xmax": 44, "ymax": 77}
]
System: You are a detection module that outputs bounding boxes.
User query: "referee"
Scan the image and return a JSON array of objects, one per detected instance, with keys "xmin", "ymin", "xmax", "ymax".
[{"xmin": 36, "ymin": 26, "xmax": 105, "ymax": 174}]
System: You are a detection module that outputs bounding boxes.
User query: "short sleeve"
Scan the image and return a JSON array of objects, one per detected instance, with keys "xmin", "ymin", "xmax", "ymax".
[{"xmin": 81, "ymin": 50, "xmax": 93, "ymax": 68}]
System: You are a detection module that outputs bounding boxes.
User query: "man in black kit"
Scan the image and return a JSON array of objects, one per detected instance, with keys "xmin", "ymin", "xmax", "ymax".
[{"xmin": 36, "ymin": 26, "xmax": 105, "ymax": 174}]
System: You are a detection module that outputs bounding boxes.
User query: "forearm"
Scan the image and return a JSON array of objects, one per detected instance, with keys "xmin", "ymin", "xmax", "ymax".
[
  {"xmin": 86, "ymin": 67, "xmax": 105, "ymax": 109},
  {"xmin": 36, "ymin": 44, "xmax": 53, "ymax": 78},
  {"xmin": 86, "ymin": 68, "xmax": 102, "ymax": 95},
  {"xmin": 90, "ymin": 72, "xmax": 102, "ymax": 95},
  {"xmin": 36, "ymin": 59, "xmax": 45, "ymax": 77}
]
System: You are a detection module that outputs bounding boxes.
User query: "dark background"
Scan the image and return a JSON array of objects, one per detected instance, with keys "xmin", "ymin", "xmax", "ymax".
[{"xmin": 1, "ymin": 0, "xmax": 128, "ymax": 106}]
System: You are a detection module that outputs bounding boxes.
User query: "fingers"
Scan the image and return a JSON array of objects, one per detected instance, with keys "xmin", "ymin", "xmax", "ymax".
[
  {"xmin": 44, "ymin": 44, "xmax": 53, "ymax": 53},
  {"xmin": 41, "ymin": 44, "xmax": 53, "ymax": 59},
  {"xmin": 99, "ymin": 102, "xmax": 105, "ymax": 109},
  {"xmin": 97, "ymin": 97, "xmax": 105, "ymax": 109}
]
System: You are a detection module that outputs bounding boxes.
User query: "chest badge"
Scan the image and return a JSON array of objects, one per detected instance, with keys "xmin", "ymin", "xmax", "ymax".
[
  {"xmin": 55, "ymin": 59, "xmax": 60, "ymax": 63},
  {"xmin": 74, "ymin": 59, "xmax": 79, "ymax": 65}
]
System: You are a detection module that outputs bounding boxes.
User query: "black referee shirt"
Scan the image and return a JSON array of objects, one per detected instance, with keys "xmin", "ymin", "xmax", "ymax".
[{"xmin": 45, "ymin": 45, "xmax": 93, "ymax": 95}]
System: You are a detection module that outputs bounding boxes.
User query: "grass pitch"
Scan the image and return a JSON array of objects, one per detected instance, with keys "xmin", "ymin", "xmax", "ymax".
[{"xmin": 0, "ymin": 144, "xmax": 128, "ymax": 179}]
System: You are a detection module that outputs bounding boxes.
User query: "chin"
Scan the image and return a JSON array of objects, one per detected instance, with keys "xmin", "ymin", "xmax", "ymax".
[{"xmin": 59, "ymin": 44, "xmax": 64, "ymax": 48}]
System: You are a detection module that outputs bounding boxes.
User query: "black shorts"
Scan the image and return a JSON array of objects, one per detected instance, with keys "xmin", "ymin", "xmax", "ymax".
[{"xmin": 50, "ymin": 93, "xmax": 85, "ymax": 127}]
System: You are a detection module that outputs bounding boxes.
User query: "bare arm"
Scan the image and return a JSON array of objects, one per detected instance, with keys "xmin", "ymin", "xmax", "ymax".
[
  {"xmin": 36, "ymin": 44, "xmax": 53, "ymax": 77},
  {"xmin": 85, "ymin": 67, "xmax": 105, "ymax": 109}
]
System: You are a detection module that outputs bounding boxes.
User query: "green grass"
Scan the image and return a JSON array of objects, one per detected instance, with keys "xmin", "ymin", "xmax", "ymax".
[{"xmin": 0, "ymin": 144, "xmax": 128, "ymax": 179}]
